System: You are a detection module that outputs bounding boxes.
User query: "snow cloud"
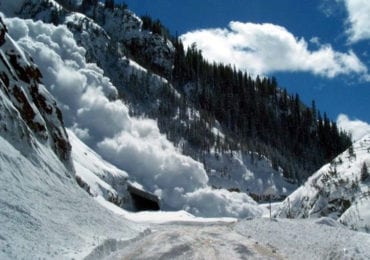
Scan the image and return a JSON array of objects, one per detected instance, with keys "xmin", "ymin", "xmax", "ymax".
[
  {"xmin": 340, "ymin": 0, "xmax": 370, "ymax": 43},
  {"xmin": 180, "ymin": 21, "xmax": 367, "ymax": 78},
  {"xmin": 337, "ymin": 114, "xmax": 370, "ymax": 141},
  {"xmin": 4, "ymin": 16, "xmax": 261, "ymax": 218}
]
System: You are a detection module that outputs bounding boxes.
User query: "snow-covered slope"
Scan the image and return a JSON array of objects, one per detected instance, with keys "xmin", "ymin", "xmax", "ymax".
[
  {"xmin": 0, "ymin": 17, "xmax": 144, "ymax": 259},
  {"xmin": 5, "ymin": 0, "xmax": 296, "ymax": 203},
  {"xmin": 0, "ymin": 15, "xmax": 71, "ymax": 169},
  {"xmin": 0, "ymin": 134, "xmax": 144, "ymax": 259},
  {"xmin": 0, "ymin": 9, "xmax": 262, "ymax": 218},
  {"xmin": 205, "ymin": 150, "xmax": 297, "ymax": 200},
  {"xmin": 275, "ymin": 134, "xmax": 370, "ymax": 232},
  {"xmin": 68, "ymin": 129, "xmax": 134, "ymax": 209},
  {"xmin": 1, "ymin": 3, "xmax": 370, "ymax": 259}
]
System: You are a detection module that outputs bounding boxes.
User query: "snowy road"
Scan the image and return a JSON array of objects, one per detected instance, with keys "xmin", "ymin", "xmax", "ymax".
[
  {"xmin": 105, "ymin": 222, "xmax": 282, "ymax": 260},
  {"xmin": 86, "ymin": 217, "xmax": 370, "ymax": 260}
]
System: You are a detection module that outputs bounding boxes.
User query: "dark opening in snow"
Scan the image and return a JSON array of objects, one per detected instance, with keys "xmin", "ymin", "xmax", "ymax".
[{"xmin": 128, "ymin": 184, "xmax": 160, "ymax": 211}]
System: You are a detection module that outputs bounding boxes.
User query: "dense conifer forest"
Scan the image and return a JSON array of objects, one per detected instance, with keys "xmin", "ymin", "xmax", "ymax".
[
  {"xmin": 126, "ymin": 14, "xmax": 352, "ymax": 183},
  {"xmin": 68, "ymin": 1, "xmax": 352, "ymax": 184}
]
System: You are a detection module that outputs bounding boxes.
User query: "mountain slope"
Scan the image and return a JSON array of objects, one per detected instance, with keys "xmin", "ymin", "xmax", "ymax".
[
  {"xmin": 2, "ymin": 0, "xmax": 304, "ymax": 201},
  {"xmin": 0, "ymin": 134, "xmax": 145, "ymax": 259},
  {"xmin": 0, "ymin": 14, "xmax": 71, "ymax": 168},
  {"xmin": 275, "ymin": 134, "xmax": 370, "ymax": 232},
  {"xmin": 1, "ymin": 3, "xmax": 370, "ymax": 259},
  {"xmin": 1, "ymin": 6, "xmax": 264, "ymax": 218},
  {"xmin": 0, "ymin": 16, "xmax": 144, "ymax": 259}
]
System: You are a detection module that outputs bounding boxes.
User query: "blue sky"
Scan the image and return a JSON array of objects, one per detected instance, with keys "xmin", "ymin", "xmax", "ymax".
[{"xmin": 122, "ymin": 0, "xmax": 370, "ymax": 125}]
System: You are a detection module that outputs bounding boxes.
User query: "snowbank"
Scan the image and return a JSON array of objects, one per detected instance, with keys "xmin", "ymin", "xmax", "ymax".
[{"xmin": 235, "ymin": 218, "xmax": 370, "ymax": 259}]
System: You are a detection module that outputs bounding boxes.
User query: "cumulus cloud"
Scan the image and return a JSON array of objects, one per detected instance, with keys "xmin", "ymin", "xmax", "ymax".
[
  {"xmin": 4, "ymin": 16, "xmax": 260, "ymax": 218},
  {"xmin": 340, "ymin": 0, "xmax": 370, "ymax": 43},
  {"xmin": 180, "ymin": 21, "xmax": 367, "ymax": 78},
  {"xmin": 337, "ymin": 114, "xmax": 370, "ymax": 141}
]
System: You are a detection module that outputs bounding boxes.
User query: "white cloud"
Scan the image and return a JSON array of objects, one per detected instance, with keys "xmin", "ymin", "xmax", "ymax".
[
  {"xmin": 180, "ymin": 21, "xmax": 367, "ymax": 78},
  {"xmin": 4, "ymin": 16, "xmax": 261, "ymax": 218},
  {"xmin": 341, "ymin": 0, "xmax": 370, "ymax": 43},
  {"xmin": 337, "ymin": 114, "xmax": 370, "ymax": 141}
]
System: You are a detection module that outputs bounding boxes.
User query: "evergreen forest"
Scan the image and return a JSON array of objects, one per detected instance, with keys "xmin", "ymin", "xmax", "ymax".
[{"xmin": 127, "ymin": 14, "xmax": 352, "ymax": 183}]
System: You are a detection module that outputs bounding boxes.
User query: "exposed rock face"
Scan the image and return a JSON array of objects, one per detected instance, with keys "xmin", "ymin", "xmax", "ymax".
[
  {"xmin": 17, "ymin": 0, "xmax": 174, "ymax": 77},
  {"xmin": 0, "ymin": 16, "xmax": 72, "ymax": 170},
  {"xmin": 81, "ymin": 3, "xmax": 175, "ymax": 77}
]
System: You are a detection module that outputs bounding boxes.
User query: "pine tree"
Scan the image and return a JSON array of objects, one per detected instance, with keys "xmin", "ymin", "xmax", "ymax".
[
  {"xmin": 105, "ymin": 0, "xmax": 114, "ymax": 10},
  {"xmin": 348, "ymin": 145, "xmax": 355, "ymax": 159},
  {"xmin": 361, "ymin": 162, "xmax": 369, "ymax": 181}
]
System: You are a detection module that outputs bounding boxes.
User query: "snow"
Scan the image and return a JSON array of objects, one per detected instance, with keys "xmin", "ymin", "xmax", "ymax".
[
  {"xmin": 275, "ymin": 134, "xmax": 370, "ymax": 232},
  {"xmin": 85, "ymin": 215, "xmax": 370, "ymax": 260},
  {"xmin": 205, "ymin": 150, "xmax": 297, "ymax": 199},
  {"xmin": 3, "ymin": 13, "xmax": 262, "ymax": 218},
  {"xmin": 68, "ymin": 129, "xmax": 131, "ymax": 205},
  {"xmin": 259, "ymin": 202, "xmax": 282, "ymax": 218},
  {"xmin": 95, "ymin": 196, "xmax": 236, "ymax": 224},
  {"xmin": 235, "ymin": 218, "xmax": 370, "ymax": 259},
  {"xmin": 1, "ymin": 3, "xmax": 370, "ymax": 259},
  {"xmin": 105, "ymin": 223, "xmax": 281, "ymax": 260},
  {"xmin": 0, "ymin": 135, "xmax": 144, "ymax": 260}
]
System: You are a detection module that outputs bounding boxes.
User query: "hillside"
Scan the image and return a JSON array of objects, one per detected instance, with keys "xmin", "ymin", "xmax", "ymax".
[
  {"xmin": 1, "ymin": 1, "xmax": 266, "ymax": 218},
  {"xmin": 275, "ymin": 134, "xmax": 370, "ymax": 232},
  {"xmin": 2, "ymin": 0, "xmax": 352, "ymax": 202},
  {"xmin": 0, "ymin": 16, "xmax": 145, "ymax": 259},
  {"xmin": 1, "ymin": 1, "xmax": 370, "ymax": 259}
]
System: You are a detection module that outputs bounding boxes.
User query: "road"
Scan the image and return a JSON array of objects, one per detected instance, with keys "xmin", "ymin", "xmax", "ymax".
[{"xmin": 105, "ymin": 222, "xmax": 283, "ymax": 260}]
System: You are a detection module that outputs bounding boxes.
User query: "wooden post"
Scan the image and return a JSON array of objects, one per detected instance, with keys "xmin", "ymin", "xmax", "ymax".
[{"xmin": 269, "ymin": 195, "xmax": 272, "ymax": 220}]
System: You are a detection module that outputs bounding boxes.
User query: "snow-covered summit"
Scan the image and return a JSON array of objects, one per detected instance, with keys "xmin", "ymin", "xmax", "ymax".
[{"xmin": 275, "ymin": 134, "xmax": 370, "ymax": 232}]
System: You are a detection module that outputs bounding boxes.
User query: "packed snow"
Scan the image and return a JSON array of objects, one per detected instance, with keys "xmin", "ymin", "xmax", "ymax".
[
  {"xmin": 85, "ymin": 216, "xmax": 370, "ymax": 260},
  {"xmin": 235, "ymin": 218, "xmax": 370, "ymax": 259}
]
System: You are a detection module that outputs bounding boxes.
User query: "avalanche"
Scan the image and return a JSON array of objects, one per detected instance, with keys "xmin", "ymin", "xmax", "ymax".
[
  {"xmin": 1, "ymin": 1, "xmax": 370, "ymax": 259},
  {"xmin": 0, "ymin": 16, "xmax": 143, "ymax": 259},
  {"xmin": 1, "ymin": 11, "xmax": 262, "ymax": 218}
]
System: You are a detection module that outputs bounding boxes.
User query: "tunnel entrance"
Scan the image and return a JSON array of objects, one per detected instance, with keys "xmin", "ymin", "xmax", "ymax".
[{"xmin": 128, "ymin": 185, "xmax": 160, "ymax": 211}]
